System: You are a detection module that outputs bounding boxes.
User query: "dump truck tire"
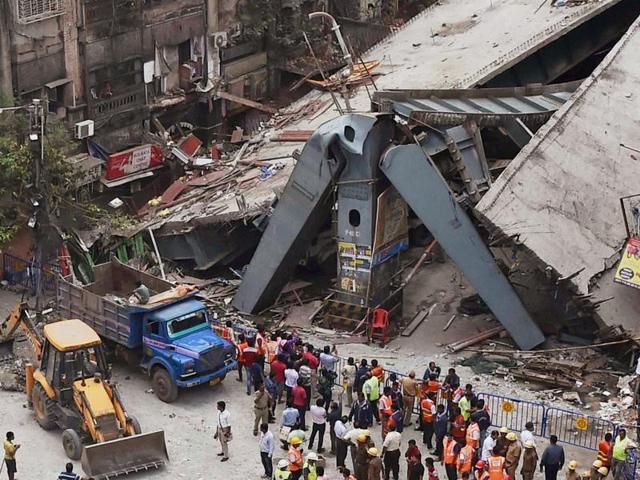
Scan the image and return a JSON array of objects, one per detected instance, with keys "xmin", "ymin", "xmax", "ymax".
[
  {"xmin": 62, "ymin": 429, "xmax": 83, "ymax": 460},
  {"xmin": 32, "ymin": 383, "xmax": 55, "ymax": 430},
  {"xmin": 129, "ymin": 415, "xmax": 142, "ymax": 435},
  {"xmin": 152, "ymin": 367, "xmax": 178, "ymax": 403}
]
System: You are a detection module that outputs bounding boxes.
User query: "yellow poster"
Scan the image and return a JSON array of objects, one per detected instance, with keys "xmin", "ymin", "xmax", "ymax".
[{"xmin": 614, "ymin": 236, "xmax": 640, "ymax": 289}]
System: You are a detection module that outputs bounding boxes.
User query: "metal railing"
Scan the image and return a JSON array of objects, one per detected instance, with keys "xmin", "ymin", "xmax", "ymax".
[{"xmin": 2, "ymin": 253, "xmax": 60, "ymax": 294}]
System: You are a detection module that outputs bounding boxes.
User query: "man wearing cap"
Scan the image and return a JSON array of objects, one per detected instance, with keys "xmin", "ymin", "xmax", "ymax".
[
  {"xmin": 356, "ymin": 433, "xmax": 373, "ymax": 480},
  {"xmin": 495, "ymin": 428, "xmax": 510, "ymax": 457},
  {"xmin": 566, "ymin": 461, "xmax": 579, "ymax": 480},
  {"xmin": 402, "ymin": 372, "xmax": 419, "ymax": 426},
  {"xmin": 369, "ymin": 447, "xmax": 384, "ymax": 480},
  {"xmin": 276, "ymin": 459, "xmax": 292, "ymax": 480},
  {"xmin": 521, "ymin": 441, "xmax": 538, "ymax": 480},
  {"xmin": 303, "ymin": 451, "xmax": 319, "ymax": 480},
  {"xmin": 475, "ymin": 461, "xmax": 489, "ymax": 480},
  {"xmin": 383, "ymin": 424, "xmax": 402, "ymax": 480},
  {"xmin": 591, "ymin": 461, "xmax": 603, "ymax": 480},
  {"xmin": 611, "ymin": 429, "xmax": 631, "ymax": 480},
  {"xmin": 505, "ymin": 432, "xmax": 522, "ymax": 480},
  {"xmin": 288, "ymin": 437, "xmax": 305, "ymax": 480},
  {"xmin": 595, "ymin": 467, "xmax": 609, "ymax": 480}
]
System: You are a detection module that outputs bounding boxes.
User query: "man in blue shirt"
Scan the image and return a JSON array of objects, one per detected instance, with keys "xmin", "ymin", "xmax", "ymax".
[
  {"xmin": 57, "ymin": 463, "xmax": 81, "ymax": 480},
  {"xmin": 349, "ymin": 391, "xmax": 373, "ymax": 428},
  {"xmin": 282, "ymin": 404, "xmax": 300, "ymax": 428}
]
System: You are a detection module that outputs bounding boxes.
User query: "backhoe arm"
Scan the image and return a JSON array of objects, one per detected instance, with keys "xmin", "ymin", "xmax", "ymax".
[{"xmin": 2, "ymin": 303, "xmax": 43, "ymax": 361}]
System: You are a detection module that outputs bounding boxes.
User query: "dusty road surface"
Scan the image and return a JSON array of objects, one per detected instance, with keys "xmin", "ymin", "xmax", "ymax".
[{"xmin": 0, "ymin": 351, "xmax": 603, "ymax": 480}]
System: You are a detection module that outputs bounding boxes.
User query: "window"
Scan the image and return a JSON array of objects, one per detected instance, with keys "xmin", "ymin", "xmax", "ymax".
[
  {"xmin": 17, "ymin": 0, "xmax": 64, "ymax": 24},
  {"xmin": 146, "ymin": 321, "xmax": 160, "ymax": 336},
  {"xmin": 167, "ymin": 311, "xmax": 207, "ymax": 338}
]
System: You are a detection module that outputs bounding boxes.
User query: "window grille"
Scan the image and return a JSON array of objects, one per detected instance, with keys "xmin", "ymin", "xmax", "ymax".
[{"xmin": 17, "ymin": 0, "xmax": 64, "ymax": 24}]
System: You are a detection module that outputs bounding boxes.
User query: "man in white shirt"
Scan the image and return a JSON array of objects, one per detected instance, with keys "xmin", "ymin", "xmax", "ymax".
[
  {"xmin": 309, "ymin": 399, "xmax": 328, "ymax": 452},
  {"xmin": 259, "ymin": 423, "xmax": 274, "ymax": 478},
  {"xmin": 215, "ymin": 400, "xmax": 231, "ymax": 461},
  {"xmin": 520, "ymin": 422, "xmax": 535, "ymax": 447},
  {"xmin": 481, "ymin": 430, "xmax": 499, "ymax": 461},
  {"xmin": 382, "ymin": 424, "xmax": 402, "ymax": 480}
]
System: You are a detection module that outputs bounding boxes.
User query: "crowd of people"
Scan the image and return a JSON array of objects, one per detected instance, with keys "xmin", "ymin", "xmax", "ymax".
[{"xmin": 211, "ymin": 323, "xmax": 638, "ymax": 480}]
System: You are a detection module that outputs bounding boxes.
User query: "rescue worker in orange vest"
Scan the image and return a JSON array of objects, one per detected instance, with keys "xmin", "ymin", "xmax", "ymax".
[
  {"xmin": 379, "ymin": 387, "xmax": 394, "ymax": 440},
  {"xmin": 466, "ymin": 418, "xmax": 481, "ymax": 450},
  {"xmin": 451, "ymin": 406, "xmax": 467, "ymax": 444},
  {"xmin": 371, "ymin": 359, "xmax": 385, "ymax": 385},
  {"xmin": 488, "ymin": 447, "xmax": 507, "ymax": 480},
  {"xmin": 237, "ymin": 333, "xmax": 248, "ymax": 382},
  {"xmin": 425, "ymin": 374, "xmax": 441, "ymax": 398},
  {"xmin": 475, "ymin": 461, "xmax": 489, "ymax": 480},
  {"xmin": 457, "ymin": 441, "xmax": 475, "ymax": 477},
  {"xmin": 219, "ymin": 320, "xmax": 235, "ymax": 343},
  {"xmin": 256, "ymin": 326, "xmax": 268, "ymax": 371},
  {"xmin": 266, "ymin": 333, "xmax": 278, "ymax": 364},
  {"xmin": 288, "ymin": 436, "xmax": 304, "ymax": 480},
  {"xmin": 421, "ymin": 392, "xmax": 437, "ymax": 449},
  {"xmin": 443, "ymin": 433, "xmax": 462, "ymax": 480},
  {"xmin": 597, "ymin": 433, "xmax": 612, "ymax": 468}
]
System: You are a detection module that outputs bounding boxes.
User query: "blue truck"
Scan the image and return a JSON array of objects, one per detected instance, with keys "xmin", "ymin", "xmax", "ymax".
[{"xmin": 57, "ymin": 259, "xmax": 237, "ymax": 402}]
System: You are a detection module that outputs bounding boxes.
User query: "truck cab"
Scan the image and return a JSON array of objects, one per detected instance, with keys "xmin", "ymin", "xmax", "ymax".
[{"xmin": 138, "ymin": 298, "xmax": 236, "ymax": 402}]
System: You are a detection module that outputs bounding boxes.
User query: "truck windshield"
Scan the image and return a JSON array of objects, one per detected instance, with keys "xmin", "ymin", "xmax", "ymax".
[{"xmin": 168, "ymin": 310, "xmax": 208, "ymax": 338}]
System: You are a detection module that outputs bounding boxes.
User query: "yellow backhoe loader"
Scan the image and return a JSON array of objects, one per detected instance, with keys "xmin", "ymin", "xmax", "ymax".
[{"xmin": 4, "ymin": 304, "xmax": 169, "ymax": 479}]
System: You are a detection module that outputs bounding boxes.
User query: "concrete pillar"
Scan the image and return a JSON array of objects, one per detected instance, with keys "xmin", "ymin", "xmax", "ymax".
[
  {"xmin": 0, "ymin": 1, "xmax": 14, "ymax": 100},
  {"xmin": 62, "ymin": 0, "xmax": 83, "ymax": 104}
]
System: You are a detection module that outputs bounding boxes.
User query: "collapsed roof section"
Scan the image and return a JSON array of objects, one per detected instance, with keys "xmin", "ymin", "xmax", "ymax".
[{"xmin": 476, "ymin": 15, "xmax": 640, "ymax": 330}]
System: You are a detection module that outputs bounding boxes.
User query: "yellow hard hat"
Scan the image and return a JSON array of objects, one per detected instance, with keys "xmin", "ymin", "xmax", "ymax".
[
  {"xmin": 598, "ymin": 467, "xmax": 609, "ymax": 476},
  {"xmin": 581, "ymin": 471, "xmax": 591, "ymax": 479},
  {"xmin": 368, "ymin": 447, "xmax": 380, "ymax": 456},
  {"xmin": 290, "ymin": 437, "xmax": 302, "ymax": 446},
  {"xmin": 569, "ymin": 461, "xmax": 578, "ymax": 470},
  {"xmin": 524, "ymin": 441, "xmax": 535, "ymax": 449},
  {"xmin": 506, "ymin": 432, "xmax": 517, "ymax": 441},
  {"xmin": 592, "ymin": 461, "xmax": 603, "ymax": 469},
  {"xmin": 357, "ymin": 434, "xmax": 368, "ymax": 443},
  {"xmin": 500, "ymin": 427, "xmax": 509, "ymax": 434}
]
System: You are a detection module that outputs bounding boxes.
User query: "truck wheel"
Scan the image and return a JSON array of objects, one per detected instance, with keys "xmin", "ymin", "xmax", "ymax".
[
  {"xmin": 129, "ymin": 415, "xmax": 142, "ymax": 435},
  {"xmin": 62, "ymin": 429, "xmax": 83, "ymax": 460},
  {"xmin": 152, "ymin": 368, "xmax": 178, "ymax": 403},
  {"xmin": 33, "ymin": 383, "xmax": 56, "ymax": 430}
]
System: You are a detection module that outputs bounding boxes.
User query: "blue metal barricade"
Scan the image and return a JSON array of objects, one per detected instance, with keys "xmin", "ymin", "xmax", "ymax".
[
  {"xmin": 2, "ymin": 253, "xmax": 59, "ymax": 294},
  {"xmin": 477, "ymin": 392, "xmax": 546, "ymax": 436},
  {"xmin": 544, "ymin": 406, "xmax": 616, "ymax": 451}
]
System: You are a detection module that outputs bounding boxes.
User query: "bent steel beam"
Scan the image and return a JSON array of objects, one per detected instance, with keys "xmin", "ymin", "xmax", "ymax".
[
  {"xmin": 380, "ymin": 143, "xmax": 544, "ymax": 350},
  {"xmin": 233, "ymin": 115, "xmax": 384, "ymax": 314}
]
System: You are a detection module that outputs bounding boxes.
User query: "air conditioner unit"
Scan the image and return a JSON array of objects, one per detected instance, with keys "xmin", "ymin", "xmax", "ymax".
[
  {"xmin": 213, "ymin": 32, "xmax": 228, "ymax": 49},
  {"xmin": 75, "ymin": 120, "xmax": 95, "ymax": 139}
]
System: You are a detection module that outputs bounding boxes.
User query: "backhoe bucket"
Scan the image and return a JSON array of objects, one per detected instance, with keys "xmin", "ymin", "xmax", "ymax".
[{"xmin": 81, "ymin": 430, "xmax": 169, "ymax": 479}]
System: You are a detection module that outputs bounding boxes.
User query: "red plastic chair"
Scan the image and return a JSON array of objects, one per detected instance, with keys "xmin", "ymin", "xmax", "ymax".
[{"xmin": 370, "ymin": 308, "xmax": 390, "ymax": 346}]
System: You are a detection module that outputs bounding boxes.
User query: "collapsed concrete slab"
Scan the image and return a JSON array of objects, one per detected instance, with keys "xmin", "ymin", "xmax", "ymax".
[{"xmin": 476, "ymin": 16, "xmax": 640, "ymax": 333}]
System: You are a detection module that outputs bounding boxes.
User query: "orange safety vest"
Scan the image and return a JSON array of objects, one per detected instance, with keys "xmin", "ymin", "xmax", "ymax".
[
  {"xmin": 457, "ymin": 445, "xmax": 474, "ymax": 473},
  {"xmin": 288, "ymin": 446, "xmax": 303, "ymax": 472},
  {"xmin": 421, "ymin": 398, "xmax": 435, "ymax": 423},
  {"xmin": 444, "ymin": 438, "xmax": 458, "ymax": 465},
  {"xmin": 598, "ymin": 440, "xmax": 611, "ymax": 467},
  {"xmin": 237, "ymin": 342, "xmax": 248, "ymax": 364},
  {"xmin": 488, "ymin": 456, "xmax": 505, "ymax": 480},
  {"xmin": 266, "ymin": 340, "xmax": 277, "ymax": 363},
  {"xmin": 380, "ymin": 395, "xmax": 393, "ymax": 416},
  {"xmin": 372, "ymin": 366, "xmax": 384, "ymax": 383},
  {"xmin": 220, "ymin": 326, "xmax": 233, "ymax": 341},
  {"xmin": 426, "ymin": 380, "xmax": 441, "ymax": 394},
  {"xmin": 451, "ymin": 415, "xmax": 466, "ymax": 439},
  {"xmin": 256, "ymin": 333, "xmax": 267, "ymax": 356},
  {"xmin": 466, "ymin": 423, "xmax": 480, "ymax": 449}
]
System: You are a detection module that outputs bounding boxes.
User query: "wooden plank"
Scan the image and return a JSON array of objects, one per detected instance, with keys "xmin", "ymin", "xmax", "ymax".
[
  {"xmin": 401, "ymin": 308, "xmax": 429, "ymax": 337},
  {"xmin": 217, "ymin": 90, "xmax": 277, "ymax": 114}
]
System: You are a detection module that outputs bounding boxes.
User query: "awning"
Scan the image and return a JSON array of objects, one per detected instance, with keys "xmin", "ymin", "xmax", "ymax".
[{"xmin": 45, "ymin": 78, "xmax": 71, "ymax": 89}]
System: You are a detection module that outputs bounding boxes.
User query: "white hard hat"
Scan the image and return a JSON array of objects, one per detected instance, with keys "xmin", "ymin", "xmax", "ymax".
[
  {"xmin": 278, "ymin": 459, "xmax": 288, "ymax": 469},
  {"xmin": 307, "ymin": 452, "xmax": 319, "ymax": 461}
]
